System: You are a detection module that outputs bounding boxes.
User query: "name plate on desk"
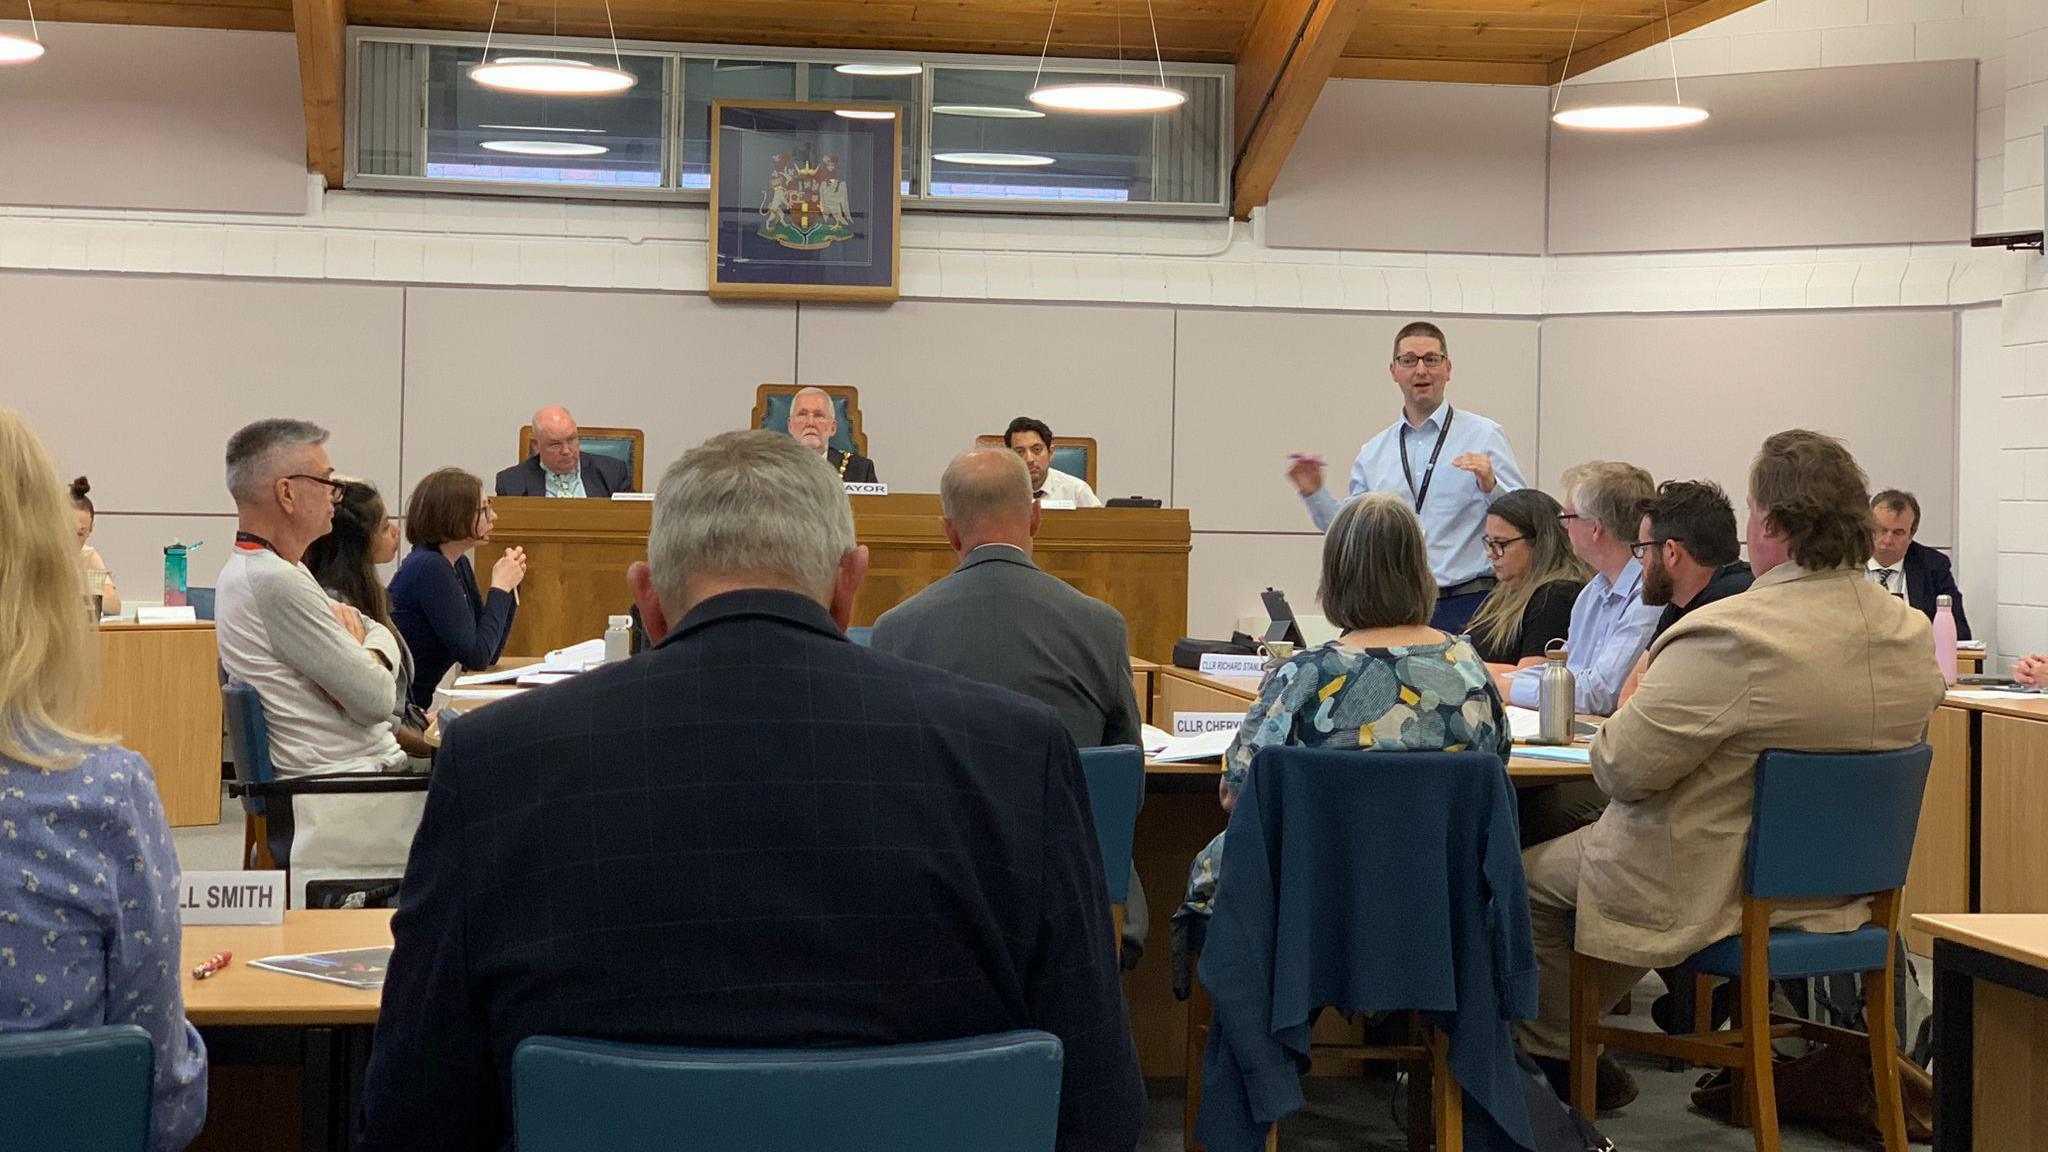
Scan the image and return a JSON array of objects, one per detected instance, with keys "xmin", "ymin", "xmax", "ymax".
[
  {"xmin": 1173, "ymin": 711, "xmax": 1244, "ymax": 737},
  {"xmin": 1198, "ymin": 653, "xmax": 1265, "ymax": 677},
  {"xmin": 844, "ymin": 482, "xmax": 889, "ymax": 496},
  {"xmin": 1037, "ymin": 499, "xmax": 1078, "ymax": 510},
  {"xmin": 179, "ymin": 871, "xmax": 285, "ymax": 924},
  {"xmin": 135, "ymin": 606, "xmax": 199, "ymax": 625}
]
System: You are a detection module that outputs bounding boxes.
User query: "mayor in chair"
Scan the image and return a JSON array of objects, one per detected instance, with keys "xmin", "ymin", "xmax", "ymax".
[
  {"xmin": 495, "ymin": 405, "xmax": 633, "ymax": 498},
  {"xmin": 786, "ymin": 386, "xmax": 878, "ymax": 483}
]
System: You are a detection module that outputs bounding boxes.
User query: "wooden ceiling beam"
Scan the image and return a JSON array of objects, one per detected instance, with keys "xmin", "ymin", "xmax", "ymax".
[
  {"xmin": 1547, "ymin": 0, "xmax": 1762, "ymax": 82},
  {"xmin": 291, "ymin": 0, "xmax": 346, "ymax": 188},
  {"xmin": 1331, "ymin": 54, "xmax": 1548, "ymax": 82},
  {"xmin": 1230, "ymin": 0, "xmax": 1368, "ymax": 218}
]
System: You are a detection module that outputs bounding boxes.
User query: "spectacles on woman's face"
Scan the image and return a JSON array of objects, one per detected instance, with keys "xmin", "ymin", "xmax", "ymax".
[
  {"xmin": 1483, "ymin": 534, "xmax": 1527, "ymax": 558},
  {"xmin": 475, "ymin": 501, "xmax": 497, "ymax": 522}
]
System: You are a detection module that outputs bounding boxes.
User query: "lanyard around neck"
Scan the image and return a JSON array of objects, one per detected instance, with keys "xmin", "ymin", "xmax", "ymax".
[{"xmin": 1398, "ymin": 406, "xmax": 1455, "ymax": 512}]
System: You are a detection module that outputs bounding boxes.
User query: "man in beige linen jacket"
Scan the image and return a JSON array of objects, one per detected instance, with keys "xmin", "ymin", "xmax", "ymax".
[{"xmin": 1519, "ymin": 429, "xmax": 1949, "ymax": 1088}]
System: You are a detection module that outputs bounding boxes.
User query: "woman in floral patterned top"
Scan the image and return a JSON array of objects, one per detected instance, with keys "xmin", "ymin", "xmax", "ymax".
[
  {"xmin": 0, "ymin": 408, "xmax": 206, "ymax": 1150},
  {"xmin": 1174, "ymin": 494, "xmax": 1512, "ymax": 979}
]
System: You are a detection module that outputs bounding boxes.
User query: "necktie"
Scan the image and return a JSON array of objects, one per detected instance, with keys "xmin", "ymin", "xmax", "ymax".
[
  {"xmin": 1034, "ymin": 490, "xmax": 1046, "ymax": 500},
  {"xmin": 1876, "ymin": 568, "xmax": 1896, "ymax": 591}
]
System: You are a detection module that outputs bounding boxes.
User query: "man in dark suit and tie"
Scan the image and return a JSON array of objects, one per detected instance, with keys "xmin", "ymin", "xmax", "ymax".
[
  {"xmin": 357, "ymin": 430, "xmax": 1141, "ymax": 1152},
  {"xmin": 787, "ymin": 386, "xmax": 878, "ymax": 483},
  {"xmin": 1870, "ymin": 489, "xmax": 1971, "ymax": 640},
  {"xmin": 493, "ymin": 405, "xmax": 633, "ymax": 498}
]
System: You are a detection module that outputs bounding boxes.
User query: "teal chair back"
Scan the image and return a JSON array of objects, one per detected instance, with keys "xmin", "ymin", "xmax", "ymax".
[
  {"xmin": 514, "ymin": 1030, "xmax": 1064, "ymax": 1152},
  {"xmin": 0, "ymin": 1025, "xmax": 153, "ymax": 1152},
  {"xmin": 1079, "ymin": 745, "xmax": 1143, "ymax": 903},
  {"xmin": 845, "ymin": 625, "xmax": 874, "ymax": 647},
  {"xmin": 1051, "ymin": 442, "xmax": 1091, "ymax": 484},
  {"xmin": 759, "ymin": 393, "xmax": 859, "ymax": 456},
  {"xmin": 223, "ymin": 680, "xmax": 277, "ymax": 813},
  {"xmin": 581, "ymin": 436, "xmax": 636, "ymax": 476}
]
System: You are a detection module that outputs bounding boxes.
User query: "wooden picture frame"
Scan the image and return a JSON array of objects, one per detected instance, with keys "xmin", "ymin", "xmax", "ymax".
[{"xmin": 708, "ymin": 100, "xmax": 902, "ymax": 303}]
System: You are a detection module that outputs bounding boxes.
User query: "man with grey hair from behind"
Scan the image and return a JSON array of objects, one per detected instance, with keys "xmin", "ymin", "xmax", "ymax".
[
  {"xmin": 875, "ymin": 448, "xmax": 1149, "ymax": 963},
  {"xmin": 214, "ymin": 418, "xmax": 420, "ymax": 908},
  {"xmin": 360, "ymin": 430, "xmax": 1145, "ymax": 1152}
]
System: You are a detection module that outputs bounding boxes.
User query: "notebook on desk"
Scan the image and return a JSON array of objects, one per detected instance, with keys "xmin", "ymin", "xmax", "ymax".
[{"xmin": 249, "ymin": 946, "xmax": 392, "ymax": 990}]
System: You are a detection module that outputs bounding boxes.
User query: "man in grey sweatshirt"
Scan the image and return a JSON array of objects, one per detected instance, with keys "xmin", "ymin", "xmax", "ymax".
[{"xmin": 215, "ymin": 419, "xmax": 421, "ymax": 905}]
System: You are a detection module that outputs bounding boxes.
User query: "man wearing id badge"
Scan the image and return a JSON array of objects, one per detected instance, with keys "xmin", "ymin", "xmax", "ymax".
[{"xmin": 1285, "ymin": 320, "xmax": 1526, "ymax": 632}]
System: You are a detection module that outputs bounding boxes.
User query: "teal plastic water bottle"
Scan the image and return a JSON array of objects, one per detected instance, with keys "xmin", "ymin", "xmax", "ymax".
[{"xmin": 163, "ymin": 542, "xmax": 190, "ymax": 608}]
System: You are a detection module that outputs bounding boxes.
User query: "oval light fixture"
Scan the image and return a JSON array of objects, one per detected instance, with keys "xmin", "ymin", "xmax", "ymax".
[
  {"xmin": 932, "ymin": 104, "xmax": 1047, "ymax": 120},
  {"xmin": 480, "ymin": 139, "xmax": 610, "ymax": 157},
  {"xmin": 0, "ymin": 30, "xmax": 43, "ymax": 62},
  {"xmin": 1552, "ymin": 103, "xmax": 1709, "ymax": 130},
  {"xmin": 834, "ymin": 108, "xmax": 898, "ymax": 120},
  {"xmin": 933, "ymin": 151, "xmax": 1056, "ymax": 167},
  {"xmin": 834, "ymin": 62, "xmax": 922, "ymax": 76},
  {"xmin": 478, "ymin": 123, "xmax": 607, "ymax": 134},
  {"xmin": 470, "ymin": 56, "xmax": 637, "ymax": 95},
  {"xmin": 1028, "ymin": 82, "xmax": 1186, "ymax": 114}
]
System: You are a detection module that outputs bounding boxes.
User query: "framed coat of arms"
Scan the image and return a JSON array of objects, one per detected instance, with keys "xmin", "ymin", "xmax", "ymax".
[{"xmin": 708, "ymin": 100, "xmax": 902, "ymax": 303}]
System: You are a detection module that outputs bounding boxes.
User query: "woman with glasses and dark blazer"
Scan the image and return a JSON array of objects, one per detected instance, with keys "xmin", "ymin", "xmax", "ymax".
[{"xmin": 388, "ymin": 468, "xmax": 527, "ymax": 711}]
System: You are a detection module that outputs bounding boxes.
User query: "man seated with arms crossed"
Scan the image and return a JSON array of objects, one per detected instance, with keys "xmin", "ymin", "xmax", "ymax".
[
  {"xmin": 1503, "ymin": 462, "xmax": 1660, "ymax": 717},
  {"xmin": 1004, "ymin": 416, "xmax": 1102, "ymax": 508},
  {"xmin": 358, "ymin": 430, "xmax": 1142, "ymax": 1152},
  {"xmin": 786, "ymin": 386, "xmax": 879, "ymax": 483},
  {"xmin": 1619, "ymin": 479, "xmax": 1754, "ymax": 703},
  {"xmin": 873, "ymin": 447, "xmax": 1145, "ymax": 961},
  {"xmin": 1868, "ymin": 488, "xmax": 1971, "ymax": 640},
  {"xmin": 214, "ymin": 419, "xmax": 422, "ymax": 908},
  {"xmin": 1518, "ymin": 430, "xmax": 1947, "ymax": 1112},
  {"xmin": 495, "ymin": 405, "xmax": 633, "ymax": 498}
]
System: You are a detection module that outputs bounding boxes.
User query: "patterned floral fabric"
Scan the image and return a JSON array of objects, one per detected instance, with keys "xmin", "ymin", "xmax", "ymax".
[
  {"xmin": 1177, "ymin": 637, "xmax": 1511, "ymax": 943},
  {"xmin": 0, "ymin": 743, "xmax": 207, "ymax": 1151}
]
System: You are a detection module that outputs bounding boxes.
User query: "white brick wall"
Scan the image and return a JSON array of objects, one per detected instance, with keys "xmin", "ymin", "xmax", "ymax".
[{"xmin": 1992, "ymin": 0, "xmax": 2048, "ymax": 668}]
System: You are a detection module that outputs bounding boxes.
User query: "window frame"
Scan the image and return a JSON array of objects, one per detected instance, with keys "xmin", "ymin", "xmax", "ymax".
[{"xmin": 344, "ymin": 27, "xmax": 1233, "ymax": 218}]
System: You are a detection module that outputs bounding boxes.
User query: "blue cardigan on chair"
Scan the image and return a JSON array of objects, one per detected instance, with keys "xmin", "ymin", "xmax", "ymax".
[
  {"xmin": 389, "ymin": 545, "xmax": 518, "ymax": 710},
  {"xmin": 1195, "ymin": 747, "xmax": 1540, "ymax": 1152}
]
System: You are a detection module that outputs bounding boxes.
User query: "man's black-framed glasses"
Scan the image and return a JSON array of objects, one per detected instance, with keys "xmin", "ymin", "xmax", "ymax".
[
  {"xmin": 1629, "ymin": 537, "xmax": 1681, "ymax": 560},
  {"xmin": 1392, "ymin": 353, "xmax": 1447, "ymax": 369},
  {"xmin": 286, "ymin": 474, "xmax": 346, "ymax": 504}
]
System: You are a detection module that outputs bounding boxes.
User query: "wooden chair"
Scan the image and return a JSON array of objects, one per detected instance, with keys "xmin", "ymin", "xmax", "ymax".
[
  {"xmin": 517, "ymin": 425, "xmax": 646, "ymax": 492},
  {"xmin": 974, "ymin": 433, "xmax": 1099, "ymax": 491},
  {"xmin": 1569, "ymin": 745, "xmax": 1932, "ymax": 1152},
  {"xmin": 753, "ymin": 384, "xmax": 866, "ymax": 457}
]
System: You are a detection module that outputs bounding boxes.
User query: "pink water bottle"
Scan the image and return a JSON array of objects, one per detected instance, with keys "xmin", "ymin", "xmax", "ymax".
[{"xmin": 1933, "ymin": 595, "xmax": 1958, "ymax": 686}]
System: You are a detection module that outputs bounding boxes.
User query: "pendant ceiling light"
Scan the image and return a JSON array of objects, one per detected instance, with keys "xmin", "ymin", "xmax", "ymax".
[
  {"xmin": 934, "ymin": 151, "xmax": 1057, "ymax": 167},
  {"xmin": 932, "ymin": 104, "xmax": 1047, "ymax": 119},
  {"xmin": 469, "ymin": 0, "xmax": 636, "ymax": 96},
  {"xmin": 834, "ymin": 62, "xmax": 922, "ymax": 76},
  {"xmin": 1026, "ymin": 0, "xmax": 1185, "ymax": 114},
  {"xmin": 1550, "ymin": 0, "xmax": 1706, "ymax": 131},
  {"xmin": 0, "ymin": 0, "xmax": 45, "ymax": 64},
  {"xmin": 480, "ymin": 139, "xmax": 609, "ymax": 156},
  {"xmin": 834, "ymin": 108, "xmax": 899, "ymax": 120}
]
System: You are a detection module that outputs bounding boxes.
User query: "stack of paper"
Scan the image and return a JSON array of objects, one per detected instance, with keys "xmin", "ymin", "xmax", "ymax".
[
  {"xmin": 1149, "ymin": 728, "xmax": 1236, "ymax": 763},
  {"xmin": 1140, "ymin": 724, "xmax": 1173, "ymax": 755},
  {"xmin": 454, "ymin": 638, "xmax": 608, "ymax": 687}
]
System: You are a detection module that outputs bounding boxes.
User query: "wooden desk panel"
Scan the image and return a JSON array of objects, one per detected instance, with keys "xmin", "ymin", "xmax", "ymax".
[
  {"xmin": 1981, "ymin": 713, "xmax": 2048, "ymax": 914},
  {"xmin": 478, "ymin": 496, "xmax": 1192, "ymax": 663},
  {"xmin": 91, "ymin": 622, "xmax": 221, "ymax": 828},
  {"xmin": 1911, "ymin": 915, "xmax": 2048, "ymax": 1152},
  {"xmin": 1904, "ymin": 706, "xmax": 1974, "ymax": 956},
  {"xmin": 182, "ymin": 910, "xmax": 392, "ymax": 1026}
]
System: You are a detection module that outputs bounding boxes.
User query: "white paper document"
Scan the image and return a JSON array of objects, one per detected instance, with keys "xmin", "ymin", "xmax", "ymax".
[
  {"xmin": 515, "ymin": 672, "xmax": 576, "ymax": 687},
  {"xmin": 1141, "ymin": 724, "xmax": 1173, "ymax": 754},
  {"xmin": 1946, "ymin": 688, "xmax": 2040, "ymax": 702},
  {"xmin": 1149, "ymin": 728, "xmax": 1236, "ymax": 763},
  {"xmin": 1505, "ymin": 706, "xmax": 1543, "ymax": 741}
]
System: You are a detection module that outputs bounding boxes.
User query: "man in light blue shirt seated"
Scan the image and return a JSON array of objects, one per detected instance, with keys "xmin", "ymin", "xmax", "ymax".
[
  {"xmin": 1505, "ymin": 460, "xmax": 1660, "ymax": 718},
  {"xmin": 1287, "ymin": 320, "xmax": 1527, "ymax": 633}
]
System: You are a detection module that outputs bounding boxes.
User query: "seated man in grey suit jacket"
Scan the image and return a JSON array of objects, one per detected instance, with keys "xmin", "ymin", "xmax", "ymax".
[
  {"xmin": 873, "ymin": 447, "xmax": 1148, "ymax": 959},
  {"xmin": 494, "ymin": 405, "xmax": 633, "ymax": 498}
]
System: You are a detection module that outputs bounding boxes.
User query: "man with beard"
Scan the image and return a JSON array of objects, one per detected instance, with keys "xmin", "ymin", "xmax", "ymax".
[
  {"xmin": 786, "ymin": 387, "xmax": 878, "ymax": 483},
  {"xmin": 1640, "ymin": 480, "xmax": 1753, "ymax": 643}
]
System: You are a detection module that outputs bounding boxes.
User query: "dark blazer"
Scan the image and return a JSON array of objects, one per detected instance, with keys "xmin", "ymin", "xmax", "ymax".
[
  {"xmin": 355, "ymin": 589, "xmax": 1144, "ymax": 1152},
  {"xmin": 826, "ymin": 447, "xmax": 879, "ymax": 484},
  {"xmin": 1901, "ymin": 540, "xmax": 1971, "ymax": 641},
  {"xmin": 492, "ymin": 452, "xmax": 631, "ymax": 498},
  {"xmin": 1652, "ymin": 560, "xmax": 1754, "ymax": 644},
  {"xmin": 1469, "ymin": 579, "xmax": 1582, "ymax": 666},
  {"xmin": 872, "ymin": 545, "xmax": 1141, "ymax": 750},
  {"xmin": 387, "ymin": 546, "xmax": 518, "ymax": 710}
]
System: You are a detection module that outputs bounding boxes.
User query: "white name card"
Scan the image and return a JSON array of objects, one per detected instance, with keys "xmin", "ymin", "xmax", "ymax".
[
  {"xmin": 845, "ymin": 482, "xmax": 889, "ymax": 496},
  {"xmin": 1037, "ymin": 499, "xmax": 1078, "ymax": 510},
  {"xmin": 179, "ymin": 870, "xmax": 285, "ymax": 925},
  {"xmin": 136, "ymin": 606, "xmax": 198, "ymax": 625},
  {"xmin": 1173, "ymin": 711, "xmax": 1244, "ymax": 738},
  {"xmin": 1198, "ymin": 653, "xmax": 1266, "ymax": 677},
  {"xmin": 609, "ymin": 492, "xmax": 655, "ymax": 502}
]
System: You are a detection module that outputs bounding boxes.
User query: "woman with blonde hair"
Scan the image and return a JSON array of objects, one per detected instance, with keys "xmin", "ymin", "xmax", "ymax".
[
  {"xmin": 1465, "ymin": 487, "xmax": 1590, "ymax": 671},
  {"xmin": 0, "ymin": 407, "xmax": 206, "ymax": 1150}
]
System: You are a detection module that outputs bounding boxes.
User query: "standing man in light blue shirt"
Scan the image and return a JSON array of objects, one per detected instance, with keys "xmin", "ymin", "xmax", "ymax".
[
  {"xmin": 1504, "ymin": 460, "xmax": 1660, "ymax": 718},
  {"xmin": 1287, "ymin": 321, "xmax": 1527, "ymax": 633}
]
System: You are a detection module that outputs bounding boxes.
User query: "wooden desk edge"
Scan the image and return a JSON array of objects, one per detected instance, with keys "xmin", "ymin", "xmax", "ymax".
[
  {"xmin": 1909, "ymin": 914, "xmax": 2048, "ymax": 971},
  {"xmin": 98, "ymin": 621, "xmax": 217, "ymax": 632}
]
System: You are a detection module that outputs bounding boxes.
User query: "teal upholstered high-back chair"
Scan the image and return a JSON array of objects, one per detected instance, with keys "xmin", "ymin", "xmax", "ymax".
[{"xmin": 754, "ymin": 385, "xmax": 865, "ymax": 457}]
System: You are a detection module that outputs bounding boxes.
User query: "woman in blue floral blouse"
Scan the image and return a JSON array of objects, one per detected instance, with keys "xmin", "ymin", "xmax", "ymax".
[{"xmin": 1174, "ymin": 494, "xmax": 1513, "ymax": 978}]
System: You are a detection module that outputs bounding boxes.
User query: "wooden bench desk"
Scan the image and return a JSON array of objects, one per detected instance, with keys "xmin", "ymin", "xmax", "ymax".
[
  {"xmin": 1911, "ymin": 914, "xmax": 2048, "ymax": 1152},
  {"xmin": 92, "ymin": 621, "xmax": 221, "ymax": 828}
]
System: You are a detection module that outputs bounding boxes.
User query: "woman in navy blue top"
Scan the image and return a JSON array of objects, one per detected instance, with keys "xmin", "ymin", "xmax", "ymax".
[{"xmin": 389, "ymin": 467, "xmax": 528, "ymax": 710}]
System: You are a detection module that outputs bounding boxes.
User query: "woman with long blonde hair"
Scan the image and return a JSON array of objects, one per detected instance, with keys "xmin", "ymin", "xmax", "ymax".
[{"xmin": 0, "ymin": 407, "xmax": 207, "ymax": 1150}]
